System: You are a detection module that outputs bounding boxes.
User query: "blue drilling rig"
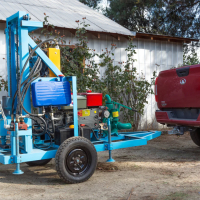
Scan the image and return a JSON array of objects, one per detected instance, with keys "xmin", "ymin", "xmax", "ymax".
[{"xmin": 0, "ymin": 11, "xmax": 161, "ymax": 184}]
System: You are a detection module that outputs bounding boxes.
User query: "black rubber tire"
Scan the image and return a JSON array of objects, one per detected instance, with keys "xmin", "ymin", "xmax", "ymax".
[
  {"xmin": 26, "ymin": 159, "xmax": 52, "ymax": 166},
  {"xmin": 55, "ymin": 136, "xmax": 97, "ymax": 184},
  {"xmin": 190, "ymin": 129, "xmax": 200, "ymax": 147}
]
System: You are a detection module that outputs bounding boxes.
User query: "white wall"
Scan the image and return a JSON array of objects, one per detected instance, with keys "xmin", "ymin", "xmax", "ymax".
[
  {"xmin": 132, "ymin": 39, "xmax": 183, "ymax": 129},
  {"xmin": 197, "ymin": 46, "xmax": 200, "ymax": 61},
  {"xmin": 0, "ymin": 26, "xmax": 183, "ymax": 129},
  {"xmin": 0, "ymin": 23, "xmax": 7, "ymax": 100}
]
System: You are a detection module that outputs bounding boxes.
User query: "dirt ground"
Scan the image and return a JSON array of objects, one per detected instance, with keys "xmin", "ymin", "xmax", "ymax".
[{"xmin": 1, "ymin": 133, "xmax": 200, "ymax": 200}]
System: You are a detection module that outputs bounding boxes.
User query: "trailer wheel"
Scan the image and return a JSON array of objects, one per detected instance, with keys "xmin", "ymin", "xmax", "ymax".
[
  {"xmin": 190, "ymin": 129, "xmax": 200, "ymax": 147},
  {"xmin": 55, "ymin": 136, "xmax": 97, "ymax": 184},
  {"xmin": 26, "ymin": 159, "xmax": 52, "ymax": 166}
]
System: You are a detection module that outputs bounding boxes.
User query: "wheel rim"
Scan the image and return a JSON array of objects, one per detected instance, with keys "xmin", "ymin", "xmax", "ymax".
[{"xmin": 65, "ymin": 148, "xmax": 91, "ymax": 176}]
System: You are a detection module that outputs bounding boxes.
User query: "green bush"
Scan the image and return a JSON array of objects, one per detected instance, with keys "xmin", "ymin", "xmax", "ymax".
[{"xmin": 58, "ymin": 19, "xmax": 156, "ymax": 130}]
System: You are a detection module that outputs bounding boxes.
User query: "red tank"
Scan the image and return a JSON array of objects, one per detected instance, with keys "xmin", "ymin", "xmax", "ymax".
[{"xmin": 78, "ymin": 90, "xmax": 103, "ymax": 107}]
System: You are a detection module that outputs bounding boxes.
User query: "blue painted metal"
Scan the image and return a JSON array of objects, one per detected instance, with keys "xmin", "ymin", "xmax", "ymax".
[
  {"xmin": 10, "ymin": 24, "xmax": 17, "ymax": 99},
  {"xmin": 0, "ymin": 131, "xmax": 161, "ymax": 165},
  {"xmin": 72, "ymin": 76, "xmax": 78, "ymax": 137},
  {"xmin": 0, "ymin": 12, "xmax": 69, "ymax": 171},
  {"xmin": 13, "ymin": 123, "xmax": 24, "ymax": 175},
  {"xmin": 106, "ymin": 118, "xmax": 115, "ymax": 162},
  {"xmin": 0, "ymin": 120, "xmax": 7, "ymax": 137},
  {"xmin": 28, "ymin": 37, "xmax": 64, "ymax": 77},
  {"xmin": 21, "ymin": 20, "xmax": 43, "ymax": 32},
  {"xmin": 5, "ymin": 27, "xmax": 11, "ymax": 97},
  {"xmin": 94, "ymin": 131, "xmax": 161, "ymax": 152},
  {"xmin": 0, "ymin": 12, "xmax": 161, "ymax": 178},
  {"xmin": 0, "ymin": 149, "xmax": 58, "ymax": 164},
  {"xmin": 31, "ymin": 81, "xmax": 71, "ymax": 107}
]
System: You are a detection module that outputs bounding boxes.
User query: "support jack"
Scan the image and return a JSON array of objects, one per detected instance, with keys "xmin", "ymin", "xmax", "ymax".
[
  {"xmin": 106, "ymin": 118, "xmax": 115, "ymax": 163},
  {"xmin": 13, "ymin": 164, "xmax": 24, "ymax": 175}
]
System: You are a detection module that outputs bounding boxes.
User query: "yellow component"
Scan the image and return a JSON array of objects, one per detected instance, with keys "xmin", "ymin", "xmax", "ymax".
[
  {"xmin": 47, "ymin": 48, "xmax": 61, "ymax": 77},
  {"xmin": 81, "ymin": 109, "xmax": 90, "ymax": 117},
  {"xmin": 69, "ymin": 125, "xmax": 74, "ymax": 129},
  {"xmin": 112, "ymin": 111, "xmax": 119, "ymax": 118},
  {"xmin": 94, "ymin": 110, "xmax": 97, "ymax": 114}
]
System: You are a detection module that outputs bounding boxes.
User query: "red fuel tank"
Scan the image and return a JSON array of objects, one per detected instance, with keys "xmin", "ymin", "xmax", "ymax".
[{"xmin": 78, "ymin": 91, "xmax": 103, "ymax": 107}]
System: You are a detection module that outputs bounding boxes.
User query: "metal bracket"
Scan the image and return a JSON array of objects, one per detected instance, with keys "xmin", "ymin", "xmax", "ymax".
[{"xmin": 105, "ymin": 144, "xmax": 113, "ymax": 151}]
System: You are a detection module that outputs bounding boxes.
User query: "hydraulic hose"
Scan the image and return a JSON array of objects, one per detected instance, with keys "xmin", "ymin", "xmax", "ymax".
[
  {"xmin": 34, "ymin": 136, "xmax": 52, "ymax": 150},
  {"xmin": 31, "ymin": 116, "xmax": 53, "ymax": 150},
  {"xmin": 19, "ymin": 74, "xmax": 40, "ymax": 114},
  {"xmin": 18, "ymin": 39, "xmax": 55, "ymax": 86},
  {"xmin": 30, "ymin": 116, "xmax": 47, "ymax": 137},
  {"xmin": 31, "ymin": 117, "xmax": 44, "ymax": 130},
  {"xmin": 12, "ymin": 57, "xmax": 42, "ymax": 115},
  {"xmin": 31, "ymin": 115, "xmax": 53, "ymax": 151},
  {"xmin": 51, "ymin": 118, "xmax": 55, "ymax": 134},
  {"xmin": 16, "ymin": 39, "xmax": 56, "ymax": 117},
  {"xmin": 18, "ymin": 59, "xmax": 42, "ymax": 115},
  {"xmin": 20, "ymin": 59, "xmax": 42, "ymax": 105},
  {"xmin": 21, "ymin": 57, "xmax": 41, "ymax": 86},
  {"xmin": 91, "ymin": 128, "xmax": 100, "ymax": 141}
]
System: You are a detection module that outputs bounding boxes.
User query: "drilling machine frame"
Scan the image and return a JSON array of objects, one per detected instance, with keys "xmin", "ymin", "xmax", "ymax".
[{"xmin": 0, "ymin": 11, "xmax": 161, "ymax": 183}]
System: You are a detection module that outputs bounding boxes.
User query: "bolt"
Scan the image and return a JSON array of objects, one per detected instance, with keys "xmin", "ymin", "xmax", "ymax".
[
  {"xmin": 78, "ymin": 155, "xmax": 80, "ymax": 157},
  {"xmin": 72, "ymin": 157, "xmax": 74, "ymax": 160},
  {"xmin": 74, "ymin": 164, "xmax": 77, "ymax": 166},
  {"xmin": 80, "ymin": 161, "xmax": 82, "ymax": 164}
]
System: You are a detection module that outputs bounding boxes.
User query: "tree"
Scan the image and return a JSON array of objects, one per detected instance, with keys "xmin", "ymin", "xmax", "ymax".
[
  {"xmin": 183, "ymin": 44, "xmax": 200, "ymax": 66},
  {"xmin": 79, "ymin": 0, "xmax": 101, "ymax": 8},
  {"xmin": 105, "ymin": 0, "xmax": 200, "ymax": 38},
  {"xmin": 153, "ymin": 0, "xmax": 200, "ymax": 38},
  {"xmin": 105, "ymin": 0, "xmax": 159, "ymax": 33}
]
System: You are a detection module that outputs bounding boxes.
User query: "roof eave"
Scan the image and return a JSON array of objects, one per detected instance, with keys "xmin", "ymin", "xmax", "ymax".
[
  {"xmin": 1, "ymin": 19, "xmax": 197, "ymax": 43},
  {"xmin": 135, "ymin": 32, "xmax": 199, "ymax": 44}
]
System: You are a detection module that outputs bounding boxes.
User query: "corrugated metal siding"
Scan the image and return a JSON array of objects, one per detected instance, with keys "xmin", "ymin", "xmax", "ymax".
[
  {"xmin": 0, "ymin": 23, "xmax": 8, "ymax": 99},
  {"xmin": 132, "ymin": 39, "xmax": 183, "ymax": 129},
  {"xmin": 0, "ymin": 0, "xmax": 134, "ymax": 36},
  {"xmin": 0, "ymin": 27, "xmax": 183, "ymax": 128},
  {"xmin": 196, "ymin": 46, "xmax": 200, "ymax": 61}
]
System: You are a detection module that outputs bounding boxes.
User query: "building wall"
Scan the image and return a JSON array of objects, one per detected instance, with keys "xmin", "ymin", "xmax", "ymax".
[
  {"xmin": 0, "ymin": 26, "xmax": 183, "ymax": 129},
  {"xmin": 132, "ymin": 39, "xmax": 183, "ymax": 129},
  {"xmin": 197, "ymin": 46, "xmax": 200, "ymax": 61},
  {"xmin": 0, "ymin": 23, "xmax": 7, "ymax": 99}
]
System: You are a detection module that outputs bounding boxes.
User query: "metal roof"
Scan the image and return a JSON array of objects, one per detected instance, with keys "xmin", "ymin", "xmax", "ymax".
[{"xmin": 0, "ymin": 0, "xmax": 135, "ymax": 36}]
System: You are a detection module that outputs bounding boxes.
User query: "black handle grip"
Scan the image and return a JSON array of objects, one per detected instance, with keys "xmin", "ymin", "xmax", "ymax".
[{"xmin": 176, "ymin": 67, "xmax": 190, "ymax": 77}]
